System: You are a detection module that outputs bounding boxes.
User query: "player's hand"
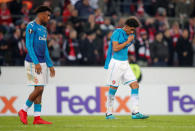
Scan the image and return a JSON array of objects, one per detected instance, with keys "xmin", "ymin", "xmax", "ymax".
[
  {"xmin": 49, "ymin": 67, "xmax": 55, "ymax": 77},
  {"xmin": 126, "ymin": 35, "xmax": 135, "ymax": 44},
  {"xmin": 35, "ymin": 64, "xmax": 42, "ymax": 74}
]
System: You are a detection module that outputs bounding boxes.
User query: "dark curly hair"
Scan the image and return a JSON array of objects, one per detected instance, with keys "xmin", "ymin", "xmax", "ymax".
[
  {"xmin": 125, "ymin": 17, "xmax": 140, "ymax": 28},
  {"xmin": 35, "ymin": 5, "xmax": 52, "ymax": 14}
]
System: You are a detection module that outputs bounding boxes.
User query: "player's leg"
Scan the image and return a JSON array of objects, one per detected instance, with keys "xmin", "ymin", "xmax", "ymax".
[
  {"xmin": 130, "ymin": 82, "xmax": 139, "ymax": 114},
  {"xmin": 22, "ymin": 85, "xmax": 44, "ymax": 111},
  {"xmin": 33, "ymin": 86, "xmax": 52, "ymax": 124},
  {"xmin": 123, "ymin": 64, "xmax": 149, "ymax": 119},
  {"xmin": 19, "ymin": 62, "xmax": 47, "ymax": 124},
  {"xmin": 106, "ymin": 86, "xmax": 118, "ymax": 119},
  {"xmin": 33, "ymin": 86, "xmax": 44, "ymax": 119},
  {"xmin": 18, "ymin": 86, "xmax": 44, "ymax": 124},
  {"xmin": 129, "ymin": 82, "xmax": 149, "ymax": 119},
  {"xmin": 105, "ymin": 59, "xmax": 121, "ymax": 119}
]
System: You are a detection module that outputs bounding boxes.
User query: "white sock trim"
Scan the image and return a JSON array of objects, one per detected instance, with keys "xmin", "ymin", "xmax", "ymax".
[
  {"xmin": 22, "ymin": 105, "xmax": 30, "ymax": 112},
  {"xmin": 106, "ymin": 94, "xmax": 115, "ymax": 115},
  {"xmin": 34, "ymin": 112, "xmax": 41, "ymax": 117},
  {"xmin": 131, "ymin": 94, "xmax": 139, "ymax": 113}
]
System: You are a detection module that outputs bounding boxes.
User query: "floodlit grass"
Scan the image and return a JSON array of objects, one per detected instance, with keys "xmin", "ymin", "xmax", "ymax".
[{"xmin": 0, "ymin": 115, "xmax": 195, "ymax": 131}]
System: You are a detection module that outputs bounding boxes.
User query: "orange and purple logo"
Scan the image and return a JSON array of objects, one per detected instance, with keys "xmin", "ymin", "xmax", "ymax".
[{"xmin": 56, "ymin": 86, "xmax": 131, "ymax": 114}]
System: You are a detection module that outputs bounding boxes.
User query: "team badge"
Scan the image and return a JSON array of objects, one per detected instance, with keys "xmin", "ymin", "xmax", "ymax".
[
  {"xmin": 28, "ymin": 29, "xmax": 33, "ymax": 34},
  {"xmin": 112, "ymin": 80, "xmax": 116, "ymax": 84},
  {"xmin": 34, "ymin": 78, "xmax": 38, "ymax": 84}
]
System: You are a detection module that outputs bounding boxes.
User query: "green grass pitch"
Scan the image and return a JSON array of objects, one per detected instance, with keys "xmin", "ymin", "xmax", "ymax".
[{"xmin": 0, "ymin": 115, "xmax": 195, "ymax": 131}]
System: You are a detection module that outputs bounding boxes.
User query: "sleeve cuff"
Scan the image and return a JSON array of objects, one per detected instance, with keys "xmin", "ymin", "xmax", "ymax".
[{"xmin": 33, "ymin": 61, "xmax": 39, "ymax": 65}]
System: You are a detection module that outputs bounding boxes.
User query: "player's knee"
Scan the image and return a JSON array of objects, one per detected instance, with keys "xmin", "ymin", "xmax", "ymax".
[
  {"xmin": 35, "ymin": 86, "xmax": 44, "ymax": 94},
  {"xmin": 130, "ymin": 81, "xmax": 139, "ymax": 89},
  {"xmin": 38, "ymin": 87, "xmax": 44, "ymax": 93}
]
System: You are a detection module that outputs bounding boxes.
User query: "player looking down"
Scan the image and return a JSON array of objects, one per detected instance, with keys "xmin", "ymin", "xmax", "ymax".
[
  {"xmin": 104, "ymin": 17, "xmax": 149, "ymax": 119},
  {"xmin": 18, "ymin": 5, "xmax": 55, "ymax": 125}
]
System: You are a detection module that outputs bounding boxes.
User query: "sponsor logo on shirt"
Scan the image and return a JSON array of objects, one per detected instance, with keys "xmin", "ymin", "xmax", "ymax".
[{"xmin": 39, "ymin": 36, "xmax": 47, "ymax": 41}]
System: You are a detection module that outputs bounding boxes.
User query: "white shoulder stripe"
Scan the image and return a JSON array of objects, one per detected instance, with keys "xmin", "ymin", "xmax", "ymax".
[{"xmin": 28, "ymin": 21, "xmax": 35, "ymax": 27}]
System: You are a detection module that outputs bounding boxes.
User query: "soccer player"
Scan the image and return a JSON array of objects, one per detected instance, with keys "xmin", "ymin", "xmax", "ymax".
[
  {"xmin": 18, "ymin": 6, "xmax": 55, "ymax": 125},
  {"xmin": 104, "ymin": 17, "xmax": 149, "ymax": 119}
]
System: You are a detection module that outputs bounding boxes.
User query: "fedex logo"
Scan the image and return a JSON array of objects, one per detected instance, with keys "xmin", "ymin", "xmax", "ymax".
[
  {"xmin": 168, "ymin": 86, "xmax": 195, "ymax": 113},
  {"xmin": 57, "ymin": 86, "xmax": 131, "ymax": 114},
  {"xmin": 0, "ymin": 96, "xmax": 17, "ymax": 114}
]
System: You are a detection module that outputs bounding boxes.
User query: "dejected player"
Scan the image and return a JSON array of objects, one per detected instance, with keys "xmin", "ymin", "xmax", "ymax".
[
  {"xmin": 18, "ymin": 5, "xmax": 55, "ymax": 125},
  {"xmin": 104, "ymin": 17, "xmax": 149, "ymax": 119}
]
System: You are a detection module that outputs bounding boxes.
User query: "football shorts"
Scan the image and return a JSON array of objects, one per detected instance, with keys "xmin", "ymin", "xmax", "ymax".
[
  {"xmin": 106, "ymin": 58, "xmax": 137, "ymax": 87},
  {"xmin": 25, "ymin": 61, "xmax": 48, "ymax": 86}
]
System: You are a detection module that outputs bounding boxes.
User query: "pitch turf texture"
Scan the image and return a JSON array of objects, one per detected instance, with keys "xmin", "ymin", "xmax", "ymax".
[{"xmin": 0, "ymin": 116, "xmax": 195, "ymax": 131}]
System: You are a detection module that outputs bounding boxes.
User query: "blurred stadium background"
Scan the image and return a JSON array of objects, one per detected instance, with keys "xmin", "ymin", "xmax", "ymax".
[{"xmin": 0, "ymin": 0, "xmax": 195, "ymax": 131}]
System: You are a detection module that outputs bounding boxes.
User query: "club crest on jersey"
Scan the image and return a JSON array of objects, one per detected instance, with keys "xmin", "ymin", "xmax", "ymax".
[
  {"xmin": 112, "ymin": 80, "xmax": 116, "ymax": 84},
  {"xmin": 28, "ymin": 29, "xmax": 33, "ymax": 34}
]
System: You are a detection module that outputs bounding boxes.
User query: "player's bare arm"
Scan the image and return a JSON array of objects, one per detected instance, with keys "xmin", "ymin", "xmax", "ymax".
[
  {"xmin": 113, "ymin": 35, "xmax": 135, "ymax": 52},
  {"xmin": 49, "ymin": 67, "xmax": 55, "ymax": 77}
]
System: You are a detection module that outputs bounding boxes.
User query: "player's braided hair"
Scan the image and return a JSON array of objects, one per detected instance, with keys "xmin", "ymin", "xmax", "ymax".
[
  {"xmin": 35, "ymin": 5, "xmax": 52, "ymax": 14},
  {"xmin": 125, "ymin": 16, "xmax": 141, "ymax": 28}
]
